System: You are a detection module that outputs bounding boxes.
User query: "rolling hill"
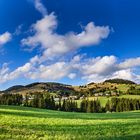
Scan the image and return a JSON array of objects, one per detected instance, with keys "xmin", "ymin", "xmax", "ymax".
[
  {"xmin": 104, "ymin": 78, "xmax": 136, "ymax": 84},
  {"xmin": 1, "ymin": 78, "xmax": 138, "ymax": 96},
  {"xmin": 2, "ymin": 82, "xmax": 75, "ymax": 95}
]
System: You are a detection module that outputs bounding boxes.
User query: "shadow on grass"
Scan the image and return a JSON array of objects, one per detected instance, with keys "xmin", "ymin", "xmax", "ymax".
[
  {"xmin": 1, "ymin": 122, "xmax": 140, "ymax": 140},
  {"xmin": 1, "ymin": 106, "xmax": 140, "ymax": 140},
  {"xmin": 0, "ymin": 110, "xmax": 140, "ymax": 121},
  {"xmin": 1, "ymin": 105, "xmax": 140, "ymax": 120}
]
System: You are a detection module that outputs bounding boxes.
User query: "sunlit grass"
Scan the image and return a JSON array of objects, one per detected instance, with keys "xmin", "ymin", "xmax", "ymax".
[
  {"xmin": 86, "ymin": 95, "xmax": 140, "ymax": 107},
  {"xmin": 0, "ymin": 105, "xmax": 140, "ymax": 140}
]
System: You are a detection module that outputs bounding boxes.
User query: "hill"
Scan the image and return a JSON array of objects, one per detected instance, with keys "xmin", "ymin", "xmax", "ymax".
[
  {"xmin": 0, "ymin": 105, "xmax": 140, "ymax": 140},
  {"xmin": 1, "ymin": 78, "xmax": 138, "ymax": 96},
  {"xmin": 104, "ymin": 78, "xmax": 136, "ymax": 84},
  {"xmin": 5, "ymin": 85, "xmax": 25, "ymax": 92},
  {"xmin": 3, "ymin": 82, "xmax": 75, "ymax": 95}
]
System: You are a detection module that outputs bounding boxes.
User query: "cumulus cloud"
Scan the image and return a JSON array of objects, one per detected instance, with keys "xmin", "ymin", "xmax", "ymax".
[
  {"xmin": 68, "ymin": 73, "xmax": 77, "ymax": 79},
  {"xmin": 22, "ymin": 13, "xmax": 110, "ymax": 62},
  {"xmin": 1, "ymin": 55, "xmax": 140, "ymax": 84},
  {"xmin": 118, "ymin": 57, "xmax": 140, "ymax": 69},
  {"xmin": 27, "ymin": 62, "xmax": 71, "ymax": 80},
  {"xmin": 24, "ymin": 0, "xmax": 110, "ymax": 62},
  {"xmin": 111, "ymin": 69, "xmax": 134, "ymax": 80},
  {"xmin": 80, "ymin": 56, "xmax": 117, "ymax": 82},
  {"xmin": 34, "ymin": 0, "xmax": 48, "ymax": 16},
  {"xmin": 81, "ymin": 56, "xmax": 117, "ymax": 76},
  {"xmin": 0, "ymin": 62, "xmax": 32, "ymax": 83},
  {"xmin": 0, "ymin": 32, "xmax": 12, "ymax": 46},
  {"xmin": 0, "ymin": 63, "xmax": 9, "ymax": 76},
  {"xmin": 12, "ymin": 0, "xmax": 111, "ymax": 84},
  {"xmin": 80, "ymin": 56, "xmax": 140, "ymax": 83}
]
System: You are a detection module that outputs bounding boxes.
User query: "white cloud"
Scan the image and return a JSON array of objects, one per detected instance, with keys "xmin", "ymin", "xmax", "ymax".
[
  {"xmin": 81, "ymin": 56, "xmax": 117, "ymax": 76},
  {"xmin": 1, "ymin": 55, "xmax": 140, "ymax": 84},
  {"xmin": 68, "ymin": 73, "xmax": 76, "ymax": 79},
  {"xmin": 27, "ymin": 62, "xmax": 71, "ymax": 80},
  {"xmin": 80, "ymin": 56, "xmax": 140, "ymax": 83},
  {"xmin": 80, "ymin": 56, "xmax": 117, "ymax": 82},
  {"xmin": 18, "ymin": 2, "xmax": 111, "ymax": 83},
  {"xmin": 22, "ymin": 13, "xmax": 110, "ymax": 62},
  {"xmin": 0, "ymin": 63, "xmax": 32, "ymax": 83},
  {"xmin": 0, "ymin": 63, "xmax": 9, "ymax": 76},
  {"xmin": 34, "ymin": 0, "xmax": 47, "ymax": 16},
  {"xmin": 118, "ymin": 57, "xmax": 140, "ymax": 69},
  {"xmin": 0, "ymin": 32, "xmax": 12, "ymax": 46},
  {"xmin": 111, "ymin": 69, "xmax": 133, "ymax": 80}
]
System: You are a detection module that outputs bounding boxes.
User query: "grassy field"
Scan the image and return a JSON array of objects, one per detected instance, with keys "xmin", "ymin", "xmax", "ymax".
[
  {"xmin": 117, "ymin": 84, "xmax": 130, "ymax": 93},
  {"xmin": 89, "ymin": 95, "xmax": 140, "ymax": 106},
  {"xmin": 0, "ymin": 106, "xmax": 140, "ymax": 140},
  {"xmin": 76, "ymin": 95, "xmax": 140, "ymax": 107}
]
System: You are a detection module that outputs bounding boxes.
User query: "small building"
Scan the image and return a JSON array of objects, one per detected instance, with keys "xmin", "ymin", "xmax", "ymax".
[
  {"xmin": 69, "ymin": 96, "xmax": 78, "ymax": 100},
  {"xmin": 28, "ymin": 97, "xmax": 34, "ymax": 100},
  {"xmin": 54, "ymin": 98, "xmax": 60, "ymax": 102},
  {"xmin": 105, "ymin": 93, "xmax": 110, "ymax": 97},
  {"xmin": 61, "ymin": 96, "xmax": 68, "ymax": 100},
  {"xmin": 111, "ymin": 93, "xmax": 117, "ymax": 96},
  {"xmin": 94, "ymin": 93, "xmax": 99, "ymax": 97},
  {"xmin": 99, "ymin": 93, "xmax": 103, "ymax": 96}
]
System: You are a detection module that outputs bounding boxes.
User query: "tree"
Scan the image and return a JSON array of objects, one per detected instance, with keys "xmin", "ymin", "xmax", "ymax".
[
  {"xmin": 105, "ymin": 100, "xmax": 111, "ymax": 112},
  {"xmin": 87, "ymin": 100, "xmax": 92, "ymax": 113},
  {"xmin": 23, "ymin": 94, "xmax": 29, "ymax": 107},
  {"xmin": 38, "ymin": 98, "xmax": 45, "ymax": 108},
  {"xmin": 80, "ymin": 99, "xmax": 88, "ymax": 112},
  {"xmin": 95, "ymin": 99, "xmax": 102, "ymax": 113}
]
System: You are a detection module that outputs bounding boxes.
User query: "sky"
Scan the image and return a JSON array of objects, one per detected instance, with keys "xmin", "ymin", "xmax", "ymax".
[{"xmin": 0, "ymin": 0, "xmax": 140, "ymax": 90}]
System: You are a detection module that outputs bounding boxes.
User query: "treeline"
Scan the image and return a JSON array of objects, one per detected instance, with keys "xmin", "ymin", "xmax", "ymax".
[
  {"xmin": 127, "ymin": 86, "xmax": 140, "ymax": 95},
  {"xmin": 0, "ymin": 93, "xmax": 140, "ymax": 113},
  {"xmin": 0, "ymin": 93, "xmax": 78, "ymax": 112},
  {"xmin": 80, "ymin": 99, "xmax": 103, "ymax": 113},
  {"xmin": 105, "ymin": 98, "xmax": 140, "ymax": 112},
  {"xmin": 23, "ymin": 94, "xmax": 78, "ymax": 112},
  {"xmin": 0, "ymin": 94, "xmax": 22, "ymax": 105}
]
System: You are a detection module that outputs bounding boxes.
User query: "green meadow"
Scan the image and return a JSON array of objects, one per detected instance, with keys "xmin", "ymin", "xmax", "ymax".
[
  {"xmin": 76, "ymin": 95, "xmax": 140, "ymax": 107},
  {"xmin": 0, "ymin": 105, "xmax": 140, "ymax": 140}
]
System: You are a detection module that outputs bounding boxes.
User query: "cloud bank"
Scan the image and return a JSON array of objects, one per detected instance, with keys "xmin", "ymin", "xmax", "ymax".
[{"xmin": 1, "ymin": 55, "xmax": 140, "ymax": 84}]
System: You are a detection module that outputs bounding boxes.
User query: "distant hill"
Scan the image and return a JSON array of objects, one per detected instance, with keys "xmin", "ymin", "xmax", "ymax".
[
  {"xmin": 87, "ymin": 82, "xmax": 95, "ymax": 85},
  {"xmin": 3, "ymin": 82, "xmax": 75, "ymax": 95},
  {"xmin": 1, "ymin": 78, "xmax": 137, "ymax": 95},
  {"xmin": 104, "ymin": 78, "xmax": 136, "ymax": 84},
  {"xmin": 6, "ymin": 85, "xmax": 25, "ymax": 92}
]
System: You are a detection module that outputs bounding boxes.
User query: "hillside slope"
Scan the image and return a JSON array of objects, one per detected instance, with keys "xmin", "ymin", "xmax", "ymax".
[
  {"xmin": 104, "ymin": 78, "xmax": 136, "ymax": 84},
  {"xmin": 1, "ymin": 78, "xmax": 138, "ymax": 96},
  {"xmin": 3, "ymin": 82, "xmax": 75, "ymax": 95}
]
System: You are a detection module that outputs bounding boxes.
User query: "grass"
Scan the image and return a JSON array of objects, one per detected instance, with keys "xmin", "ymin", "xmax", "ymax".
[
  {"xmin": 0, "ymin": 105, "xmax": 140, "ymax": 140},
  {"xmin": 117, "ymin": 84, "xmax": 130, "ymax": 93},
  {"xmin": 85, "ymin": 95, "xmax": 140, "ymax": 107},
  {"xmin": 118, "ymin": 95, "xmax": 140, "ymax": 99}
]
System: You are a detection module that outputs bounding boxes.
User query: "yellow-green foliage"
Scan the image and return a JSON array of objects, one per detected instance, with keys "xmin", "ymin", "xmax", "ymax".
[
  {"xmin": 117, "ymin": 84, "xmax": 130, "ymax": 93},
  {"xmin": 0, "ymin": 106, "xmax": 140, "ymax": 140},
  {"xmin": 78, "ymin": 95, "xmax": 140, "ymax": 107}
]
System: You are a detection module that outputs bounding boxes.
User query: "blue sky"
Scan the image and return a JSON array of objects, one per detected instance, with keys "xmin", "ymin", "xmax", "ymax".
[{"xmin": 0, "ymin": 0, "xmax": 140, "ymax": 90}]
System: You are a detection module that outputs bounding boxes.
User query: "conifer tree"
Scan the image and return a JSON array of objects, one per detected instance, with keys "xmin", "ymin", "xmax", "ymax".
[{"xmin": 105, "ymin": 100, "xmax": 111, "ymax": 112}]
